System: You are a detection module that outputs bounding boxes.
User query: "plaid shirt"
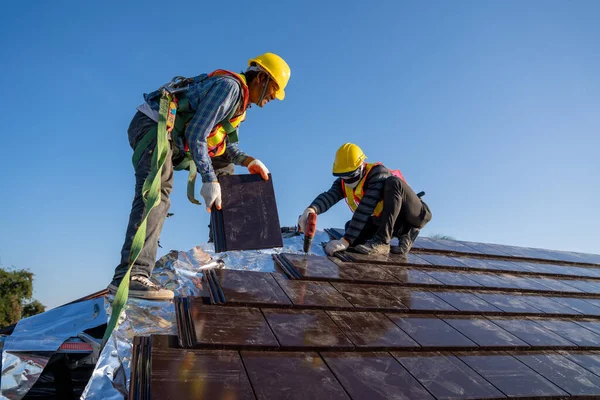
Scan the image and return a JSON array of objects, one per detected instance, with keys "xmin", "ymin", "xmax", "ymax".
[{"xmin": 143, "ymin": 73, "xmax": 250, "ymax": 183}]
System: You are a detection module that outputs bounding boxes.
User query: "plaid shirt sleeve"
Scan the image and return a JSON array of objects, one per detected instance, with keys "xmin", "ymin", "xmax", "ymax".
[
  {"xmin": 223, "ymin": 141, "xmax": 251, "ymax": 166},
  {"xmin": 186, "ymin": 79, "xmax": 240, "ymax": 183}
]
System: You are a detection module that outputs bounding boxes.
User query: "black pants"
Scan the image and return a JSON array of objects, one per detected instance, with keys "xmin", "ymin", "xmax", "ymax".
[
  {"xmin": 113, "ymin": 112, "xmax": 234, "ymax": 281},
  {"xmin": 346, "ymin": 176, "xmax": 432, "ymax": 245}
]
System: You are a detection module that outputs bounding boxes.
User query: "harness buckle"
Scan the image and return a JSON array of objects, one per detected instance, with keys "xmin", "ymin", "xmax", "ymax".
[{"xmin": 160, "ymin": 76, "xmax": 193, "ymax": 96}]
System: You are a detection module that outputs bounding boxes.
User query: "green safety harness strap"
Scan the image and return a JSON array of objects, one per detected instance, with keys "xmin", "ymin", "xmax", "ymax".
[{"xmin": 102, "ymin": 92, "xmax": 173, "ymax": 345}]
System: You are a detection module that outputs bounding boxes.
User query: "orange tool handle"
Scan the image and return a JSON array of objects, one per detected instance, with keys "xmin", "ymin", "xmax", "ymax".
[{"xmin": 306, "ymin": 213, "xmax": 317, "ymax": 238}]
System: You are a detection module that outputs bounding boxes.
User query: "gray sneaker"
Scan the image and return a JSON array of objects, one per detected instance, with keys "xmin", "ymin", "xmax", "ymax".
[
  {"xmin": 354, "ymin": 238, "xmax": 390, "ymax": 255},
  {"xmin": 108, "ymin": 275, "xmax": 174, "ymax": 300},
  {"xmin": 391, "ymin": 228, "xmax": 420, "ymax": 255}
]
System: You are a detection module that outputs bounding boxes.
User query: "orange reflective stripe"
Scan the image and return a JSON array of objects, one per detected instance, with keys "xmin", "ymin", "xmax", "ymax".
[{"xmin": 204, "ymin": 71, "xmax": 249, "ymax": 157}]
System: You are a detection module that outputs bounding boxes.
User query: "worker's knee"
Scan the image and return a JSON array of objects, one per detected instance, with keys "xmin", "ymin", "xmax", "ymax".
[{"xmin": 384, "ymin": 175, "xmax": 403, "ymax": 190}]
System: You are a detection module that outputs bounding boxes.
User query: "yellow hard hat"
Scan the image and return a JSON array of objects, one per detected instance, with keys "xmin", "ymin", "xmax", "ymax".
[
  {"xmin": 332, "ymin": 143, "xmax": 367, "ymax": 175},
  {"xmin": 248, "ymin": 52, "xmax": 291, "ymax": 100}
]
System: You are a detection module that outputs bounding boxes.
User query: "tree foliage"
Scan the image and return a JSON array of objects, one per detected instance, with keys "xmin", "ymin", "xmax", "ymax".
[{"xmin": 0, "ymin": 263, "xmax": 45, "ymax": 327}]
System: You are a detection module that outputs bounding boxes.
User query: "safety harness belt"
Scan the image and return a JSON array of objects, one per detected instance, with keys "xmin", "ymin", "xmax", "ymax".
[
  {"xmin": 102, "ymin": 92, "xmax": 173, "ymax": 345},
  {"xmin": 131, "ymin": 92, "xmax": 241, "ymax": 206}
]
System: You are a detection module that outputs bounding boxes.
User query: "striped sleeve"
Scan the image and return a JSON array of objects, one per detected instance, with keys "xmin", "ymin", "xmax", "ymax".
[
  {"xmin": 309, "ymin": 178, "xmax": 344, "ymax": 214},
  {"xmin": 343, "ymin": 166, "xmax": 390, "ymax": 244}
]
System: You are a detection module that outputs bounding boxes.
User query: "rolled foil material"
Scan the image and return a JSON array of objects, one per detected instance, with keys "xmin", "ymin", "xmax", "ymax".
[
  {"xmin": 3, "ymin": 232, "xmax": 330, "ymax": 399},
  {"xmin": 1, "ymin": 297, "xmax": 106, "ymax": 399}
]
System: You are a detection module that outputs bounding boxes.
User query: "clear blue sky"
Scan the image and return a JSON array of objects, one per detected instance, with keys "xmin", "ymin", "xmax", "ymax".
[{"xmin": 1, "ymin": 0, "xmax": 598, "ymax": 309}]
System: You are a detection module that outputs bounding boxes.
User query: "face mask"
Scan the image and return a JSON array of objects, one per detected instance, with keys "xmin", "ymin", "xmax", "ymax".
[{"xmin": 341, "ymin": 166, "xmax": 363, "ymax": 188}]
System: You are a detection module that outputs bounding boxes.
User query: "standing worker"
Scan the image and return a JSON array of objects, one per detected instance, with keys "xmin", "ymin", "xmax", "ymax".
[
  {"xmin": 109, "ymin": 53, "xmax": 291, "ymax": 300},
  {"xmin": 298, "ymin": 143, "xmax": 432, "ymax": 257}
]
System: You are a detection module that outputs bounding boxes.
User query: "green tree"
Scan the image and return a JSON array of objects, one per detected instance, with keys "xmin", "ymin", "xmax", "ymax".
[{"xmin": 0, "ymin": 263, "xmax": 46, "ymax": 327}]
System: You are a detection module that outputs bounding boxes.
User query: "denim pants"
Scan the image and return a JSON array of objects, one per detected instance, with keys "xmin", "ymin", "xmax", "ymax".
[{"xmin": 113, "ymin": 112, "xmax": 234, "ymax": 281}]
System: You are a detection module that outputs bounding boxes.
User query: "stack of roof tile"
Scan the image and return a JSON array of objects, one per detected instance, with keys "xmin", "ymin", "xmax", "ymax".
[{"xmin": 131, "ymin": 238, "xmax": 600, "ymax": 399}]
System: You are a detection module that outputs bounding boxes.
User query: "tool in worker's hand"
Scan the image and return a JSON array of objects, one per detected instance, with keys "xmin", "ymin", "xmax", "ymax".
[{"xmin": 303, "ymin": 213, "xmax": 318, "ymax": 253}]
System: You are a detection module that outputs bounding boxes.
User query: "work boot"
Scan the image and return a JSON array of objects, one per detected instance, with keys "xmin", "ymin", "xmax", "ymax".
[
  {"xmin": 391, "ymin": 228, "xmax": 420, "ymax": 255},
  {"xmin": 354, "ymin": 238, "xmax": 390, "ymax": 255},
  {"xmin": 108, "ymin": 275, "xmax": 174, "ymax": 300}
]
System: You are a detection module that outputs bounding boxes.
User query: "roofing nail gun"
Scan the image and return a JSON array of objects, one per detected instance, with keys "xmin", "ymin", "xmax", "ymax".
[{"xmin": 303, "ymin": 213, "xmax": 318, "ymax": 254}]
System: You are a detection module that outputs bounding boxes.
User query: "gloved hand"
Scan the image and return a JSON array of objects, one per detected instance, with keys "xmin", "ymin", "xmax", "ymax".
[
  {"xmin": 248, "ymin": 159, "xmax": 270, "ymax": 181},
  {"xmin": 325, "ymin": 238, "xmax": 349, "ymax": 256},
  {"xmin": 200, "ymin": 182, "xmax": 222, "ymax": 213},
  {"xmin": 298, "ymin": 207, "xmax": 316, "ymax": 233}
]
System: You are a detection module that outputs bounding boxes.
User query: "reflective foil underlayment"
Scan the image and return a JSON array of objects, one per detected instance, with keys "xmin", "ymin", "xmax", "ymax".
[
  {"xmin": 81, "ymin": 232, "xmax": 329, "ymax": 399},
  {"xmin": 1, "ymin": 297, "xmax": 106, "ymax": 400}
]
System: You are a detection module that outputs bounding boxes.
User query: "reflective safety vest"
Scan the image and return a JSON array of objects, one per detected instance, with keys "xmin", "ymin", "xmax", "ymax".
[
  {"xmin": 177, "ymin": 70, "xmax": 249, "ymax": 158},
  {"xmin": 341, "ymin": 163, "xmax": 405, "ymax": 217}
]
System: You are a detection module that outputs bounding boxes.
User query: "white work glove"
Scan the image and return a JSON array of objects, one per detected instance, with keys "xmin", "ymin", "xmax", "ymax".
[
  {"xmin": 200, "ymin": 182, "xmax": 222, "ymax": 213},
  {"xmin": 248, "ymin": 159, "xmax": 270, "ymax": 180},
  {"xmin": 325, "ymin": 238, "xmax": 349, "ymax": 256},
  {"xmin": 298, "ymin": 207, "xmax": 316, "ymax": 233}
]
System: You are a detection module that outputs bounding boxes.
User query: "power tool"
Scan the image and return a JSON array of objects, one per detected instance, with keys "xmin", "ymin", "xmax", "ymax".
[{"xmin": 303, "ymin": 213, "xmax": 317, "ymax": 253}]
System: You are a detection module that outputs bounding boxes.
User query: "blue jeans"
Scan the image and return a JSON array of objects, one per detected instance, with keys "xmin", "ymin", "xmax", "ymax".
[{"xmin": 113, "ymin": 112, "xmax": 174, "ymax": 280}]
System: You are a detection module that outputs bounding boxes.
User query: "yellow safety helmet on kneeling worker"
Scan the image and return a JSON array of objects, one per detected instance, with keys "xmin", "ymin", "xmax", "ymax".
[
  {"xmin": 248, "ymin": 52, "xmax": 291, "ymax": 100},
  {"xmin": 332, "ymin": 143, "xmax": 367, "ymax": 175}
]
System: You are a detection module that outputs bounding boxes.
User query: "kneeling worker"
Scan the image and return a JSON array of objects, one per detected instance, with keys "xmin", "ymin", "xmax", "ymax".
[{"xmin": 298, "ymin": 143, "xmax": 432, "ymax": 257}]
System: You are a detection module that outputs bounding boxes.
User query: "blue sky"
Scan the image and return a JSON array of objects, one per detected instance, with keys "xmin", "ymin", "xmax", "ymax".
[{"xmin": 0, "ymin": 0, "xmax": 598, "ymax": 309}]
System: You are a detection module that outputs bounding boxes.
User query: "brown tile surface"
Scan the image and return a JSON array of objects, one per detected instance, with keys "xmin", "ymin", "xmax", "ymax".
[
  {"xmin": 323, "ymin": 352, "xmax": 434, "ymax": 400},
  {"xmin": 524, "ymin": 276, "xmax": 582, "ymax": 293},
  {"xmin": 189, "ymin": 305, "xmax": 278, "ymax": 349},
  {"xmin": 241, "ymin": 351, "xmax": 350, "ymax": 400},
  {"xmin": 348, "ymin": 251, "xmax": 430, "ymax": 266},
  {"xmin": 500, "ymin": 274, "xmax": 557, "ymax": 291},
  {"xmin": 562, "ymin": 279, "xmax": 600, "ymax": 294},
  {"xmin": 449, "ymin": 257, "xmax": 502, "ymax": 271},
  {"xmin": 150, "ymin": 349, "xmax": 255, "ymax": 400},
  {"xmin": 262, "ymin": 309, "xmax": 353, "ymax": 350},
  {"xmin": 386, "ymin": 313, "xmax": 477, "ymax": 348},
  {"xmin": 561, "ymin": 351, "xmax": 600, "ymax": 376},
  {"xmin": 573, "ymin": 319, "xmax": 600, "ymax": 335},
  {"xmin": 530, "ymin": 318, "xmax": 600, "ymax": 347},
  {"xmin": 384, "ymin": 287, "xmax": 458, "ymax": 312},
  {"xmin": 327, "ymin": 311, "xmax": 419, "ymax": 349},
  {"xmin": 430, "ymin": 238, "xmax": 485, "ymax": 254},
  {"xmin": 214, "ymin": 269, "xmax": 292, "ymax": 306},
  {"xmin": 272, "ymin": 273, "xmax": 353, "ymax": 309},
  {"xmin": 488, "ymin": 317, "xmax": 577, "ymax": 347},
  {"xmin": 551, "ymin": 297, "xmax": 600, "ymax": 316},
  {"xmin": 515, "ymin": 352, "xmax": 600, "ymax": 396},
  {"xmin": 518, "ymin": 295, "xmax": 581, "ymax": 315},
  {"xmin": 485, "ymin": 259, "xmax": 530, "ymax": 273},
  {"xmin": 457, "ymin": 351, "xmax": 568, "ymax": 398},
  {"xmin": 381, "ymin": 267, "xmax": 443, "ymax": 285},
  {"xmin": 442, "ymin": 316, "xmax": 529, "ymax": 348},
  {"xmin": 392, "ymin": 351, "xmax": 506, "ymax": 399},
  {"xmin": 434, "ymin": 291, "xmax": 503, "ymax": 312},
  {"xmin": 281, "ymin": 253, "xmax": 354, "ymax": 281},
  {"xmin": 331, "ymin": 283, "xmax": 407, "ymax": 310},
  {"xmin": 472, "ymin": 293, "xmax": 545, "ymax": 314},
  {"xmin": 461, "ymin": 273, "xmax": 518, "ymax": 290},
  {"xmin": 417, "ymin": 253, "xmax": 467, "ymax": 268},
  {"xmin": 424, "ymin": 270, "xmax": 483, "ymax": 287},
  {"xmin": 338, "ymin": 262, "xmax": 400, "ymax": 283}
]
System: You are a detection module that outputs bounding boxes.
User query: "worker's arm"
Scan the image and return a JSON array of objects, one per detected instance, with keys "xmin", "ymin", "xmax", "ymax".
[
  {"xmin": 309, "ymin": 178, "xmax": 344, "ymax": 214},
  {"xmin": 186, "ymin": 79, "xmax": 241, "ymax": 183},
  {"xmin": 343, "ymin": 166, "xmax": 390, "ymax": 245},
  {"xmin": 223, "ymin": 142, "xmax": 253, "ymax": 166}
]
